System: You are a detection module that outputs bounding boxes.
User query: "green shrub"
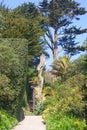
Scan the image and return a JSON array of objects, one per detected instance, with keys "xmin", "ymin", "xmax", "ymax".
[
  {"xmin": 0, "ymin": 109, "xmax": 18, "ymax": 130},
  {"xmin": 46, "ymin": 114, "xmax": 87, "ymax": 130},
  {"xmin": 34, "ymin": 101, "xmax": 44, "ymax": 115}
]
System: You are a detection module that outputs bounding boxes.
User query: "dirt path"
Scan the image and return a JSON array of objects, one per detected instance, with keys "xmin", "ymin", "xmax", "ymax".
[{"xmin": 12, "ymin": 116, "xmax": 46, "ymax": 130}]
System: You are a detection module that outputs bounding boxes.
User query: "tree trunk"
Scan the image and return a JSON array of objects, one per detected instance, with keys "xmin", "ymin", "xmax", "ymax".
[
  {"xmin": 32, "ymin": 54, "xmax": 46, "ymax": 110},
  {"xmin": 37, "ymin": 54, "xmax": 46, "ymax": 90},
  {"xmin": 53, "ymin": 44, "xmax": 58, "ymax": 61},
  {"xmin": 53, "ymin": 33, "xmax": 58, "ymax": 61}
]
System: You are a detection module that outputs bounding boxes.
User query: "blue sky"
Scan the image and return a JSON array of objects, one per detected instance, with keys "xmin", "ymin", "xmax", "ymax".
[
  {"xmin": 3, "ymin": 0, "xmax": 87, "ymax": 69},
  {"xmin": 3, "ymin": 0, "xmax": 39, "ymax": 8}
]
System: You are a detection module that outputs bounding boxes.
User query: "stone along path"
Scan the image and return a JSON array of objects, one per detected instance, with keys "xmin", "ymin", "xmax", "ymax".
[{"xmin": 12, "ymin": 116, "xmax": 46, "ymax": 130}]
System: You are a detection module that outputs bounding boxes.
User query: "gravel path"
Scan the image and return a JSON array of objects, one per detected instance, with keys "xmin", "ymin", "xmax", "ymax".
[{"xmin": 12, "ymin": 116, "xmax": 46, "ymax": 130}]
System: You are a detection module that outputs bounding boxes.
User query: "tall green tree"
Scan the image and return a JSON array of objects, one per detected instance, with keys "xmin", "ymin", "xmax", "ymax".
[
  {"xmin": 40, "ymin": 0, "xmax": 87, "ymax": 61},
  {"xmin": 13, "ymin": 2, "xmax": 40, "ymax": 18},
  {"xmin": 13, "ymin": 2, "xmax": 49, "ymax": 58},
  {"xmin": 1, "ymin": 9, "xmax": 44, "ymax": 62}
]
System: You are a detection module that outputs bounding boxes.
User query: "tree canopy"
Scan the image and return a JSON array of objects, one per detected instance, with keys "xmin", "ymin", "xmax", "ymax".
[{"xmin": 39, "ymin": 0, "xmax": 87, "ymax": 60}]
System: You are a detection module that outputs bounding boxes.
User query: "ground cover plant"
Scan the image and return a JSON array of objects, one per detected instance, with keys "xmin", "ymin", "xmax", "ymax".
[{"xmin": 0, "ymin": 110, "xmax": 18, "ymax": 130}]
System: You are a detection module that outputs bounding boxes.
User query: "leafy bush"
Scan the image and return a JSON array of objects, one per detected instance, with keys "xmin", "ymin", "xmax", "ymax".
[
  {"xmin": 0, "ymin": 109, "xmax": 18, "ymax": 130},
  {"xmin": 46, "ymin": 114, "xmax": 87, "ymax": 130},
  {"xmin": 45, "ymin": 74, "xmax": 85, "ymax": 116},
  {"xmin": 34, "ymin": 101, "xmax": 44, "ymax": 115},
  {"xmin": 42, "ymin": 74, "xmax": 87, "ymax": 129}
]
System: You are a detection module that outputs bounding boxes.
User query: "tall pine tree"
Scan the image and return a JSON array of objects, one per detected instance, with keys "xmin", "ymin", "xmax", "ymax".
[{"xmin": 40, "ymin": 0, "xmax": 87, "ymax": 61}]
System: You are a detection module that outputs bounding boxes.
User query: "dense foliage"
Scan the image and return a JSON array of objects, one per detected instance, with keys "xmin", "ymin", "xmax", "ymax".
[
  {"xmin": 46, "ymin": 114, "xmax": 87, "ymax": 130},
  {"xmin": 42, "ymin": 53, "xmax": 87, "ymax": 129},
  {"xmin": 0, "ymin": 1, "xmax": 87, "ymax": 130},
  {"xmin": 0, "ymin": 1, "xmax": 44, "ymax": 123},
  {"xmin": 0, "ymin": 38, "xmax": 28, "ymax": 120},
  {"xmin": 0, "ymin": 110, "xmax": 18, "ymax": 130}
]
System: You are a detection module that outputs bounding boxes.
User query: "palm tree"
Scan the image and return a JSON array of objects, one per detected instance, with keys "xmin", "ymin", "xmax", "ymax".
[{"xmin": 51, "ymin": 55, "xmax": 70, "ymax": 80}]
